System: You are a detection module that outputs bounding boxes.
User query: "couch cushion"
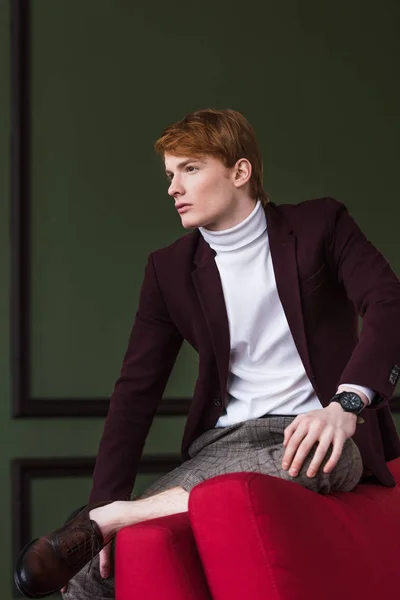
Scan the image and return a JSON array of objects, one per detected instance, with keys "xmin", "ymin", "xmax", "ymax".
[
  {"xmin": 189, "ymin": 458, "xmax": 400, "ymax": 600},
  {"xmin": 116, "ymin": 512, "xmax": 211, "ymax": 600}
]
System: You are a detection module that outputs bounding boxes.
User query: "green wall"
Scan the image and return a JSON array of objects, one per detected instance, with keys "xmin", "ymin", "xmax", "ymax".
[{"xmin": 1, "ymin": 0, "xmax": 399, "ymax": 597}]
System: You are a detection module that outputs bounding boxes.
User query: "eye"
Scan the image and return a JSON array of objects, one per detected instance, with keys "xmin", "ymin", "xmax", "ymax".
[{"xmin": 166, "ymin": 165, "xmax": 197, "ymax": 183}]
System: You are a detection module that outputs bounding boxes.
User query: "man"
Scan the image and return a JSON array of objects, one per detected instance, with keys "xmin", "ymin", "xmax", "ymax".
[{"xmin": 15, "ymin": 108, "xmax": 400, "ymax": 599}]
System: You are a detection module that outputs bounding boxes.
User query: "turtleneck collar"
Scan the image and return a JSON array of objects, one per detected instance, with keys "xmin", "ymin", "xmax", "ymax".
[{"xmin": 198, "ymin": 199, "xmax": 266, "ymax": 252}]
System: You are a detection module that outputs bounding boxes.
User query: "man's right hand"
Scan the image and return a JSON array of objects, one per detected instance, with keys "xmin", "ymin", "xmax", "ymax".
[{"xmin": 60, "ymin": 541, "xmax": 112, "ymax": 594}]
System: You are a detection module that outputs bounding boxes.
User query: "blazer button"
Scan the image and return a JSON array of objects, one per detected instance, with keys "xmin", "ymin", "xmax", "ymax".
[{"xmin": 213, "ymin": 397, "xmax": 222, "ymax": 407}]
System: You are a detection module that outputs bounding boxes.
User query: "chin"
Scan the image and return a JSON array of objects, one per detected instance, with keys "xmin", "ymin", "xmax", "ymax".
[{"xmin": 180, "ymin": 215, "xmax": 202, "ymax": 229}]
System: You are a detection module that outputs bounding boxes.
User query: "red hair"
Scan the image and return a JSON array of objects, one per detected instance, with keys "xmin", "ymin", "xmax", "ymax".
[{"xmin": 154, "ymin": 108, "xmax": 270, "ymax": 206}]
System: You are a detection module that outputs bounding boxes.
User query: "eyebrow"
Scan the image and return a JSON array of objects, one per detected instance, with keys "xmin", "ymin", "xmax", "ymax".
[{"xmin": 165, "ymin": 159, "xmax": 205, "ymax": 176}]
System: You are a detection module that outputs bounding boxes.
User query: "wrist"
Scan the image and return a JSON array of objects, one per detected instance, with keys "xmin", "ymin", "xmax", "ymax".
[
  {"xmin": 329, "ymin": 390, "xmax": 366, "ymax": 424},
  {"xmin": 326, "ymin": 402, "xmax": 363, "ymax": 424},
  {"xmin": 327, "ymin": 401, "xmax": 357, "ymax": 416}
]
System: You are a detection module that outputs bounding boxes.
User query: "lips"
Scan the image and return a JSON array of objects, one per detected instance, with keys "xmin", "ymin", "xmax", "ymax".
[{"xmin": 175, "ymin": 203, "xmax": 191, "ymax": 210}]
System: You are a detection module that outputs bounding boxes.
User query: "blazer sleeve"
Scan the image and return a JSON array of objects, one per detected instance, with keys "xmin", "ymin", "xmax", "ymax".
[
  {"xmin": 89, "ymin": 253, "xmax": 183, "ymax": 503},
  {"xmin": 324, "ymin": 197, "xmax": 400, "ymax": 408}
]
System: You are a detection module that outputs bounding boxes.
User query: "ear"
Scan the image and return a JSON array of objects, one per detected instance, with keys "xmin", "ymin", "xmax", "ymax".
[{"xmin": 233, "ymin": 158, "xmax": 252, "ymax": 188}]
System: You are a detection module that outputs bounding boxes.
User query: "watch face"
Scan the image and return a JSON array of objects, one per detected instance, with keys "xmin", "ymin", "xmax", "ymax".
[{"xmin": 342, "ymin": 393, "xmax": 363, "ymax": 410}]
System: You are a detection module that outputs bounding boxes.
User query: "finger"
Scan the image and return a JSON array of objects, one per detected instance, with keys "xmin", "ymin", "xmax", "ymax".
[
  {"xmin": 281, "ymin": 424, "xmax": 309, "ymax": 471},
  {"xmin": 322, "ymin": 436, "xmax": 345, "ymax": 474},
  {"xmin": 282, "ymin": 421, "xmax": 297, "ymax": 447},
  {"xmin": 100, "ymin": 543, "xmax": 111, "ymax": 579},
  {"xmin": 61, "ymin": 585, "xmax": 67, "ymax": 593},
  {"xmin": 287, "ymin": 433, "xmax": 322, "ymax": 476},
  {"xmin": 100, "ymin": 562, "xmax": 110, "ymax": 579},
  {"xmin": 306, "ymin": 432, "xmax": 335, "ymax": 477}
]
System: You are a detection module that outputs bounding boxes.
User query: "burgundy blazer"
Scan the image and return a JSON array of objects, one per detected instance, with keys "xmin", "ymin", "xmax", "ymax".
[{"xmin": 89, "ymin": 197, "xmax": 400, "ymax": 502}]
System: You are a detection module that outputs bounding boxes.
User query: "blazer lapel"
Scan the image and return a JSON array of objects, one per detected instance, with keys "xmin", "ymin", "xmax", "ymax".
[
  {"xmin": 265, "ymin": 203, "xmax": 315, "ymax": 387},
  {"xmin": 191, "ymin": 234, "xmax": 231, "ymax": 402},
  {"xmin": 191, "ymin": 202, "xmax": 316, "ymax": 405}
]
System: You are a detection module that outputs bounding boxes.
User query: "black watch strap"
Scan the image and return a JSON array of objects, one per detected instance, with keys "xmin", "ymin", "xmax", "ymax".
[{"xmin": 329, "ymin": 391, "xmax": 365, "ymax": 420}]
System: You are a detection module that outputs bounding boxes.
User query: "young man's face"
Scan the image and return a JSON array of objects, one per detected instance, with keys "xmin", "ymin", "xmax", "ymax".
[{"xmin": 164, "ymin": 153, "xmax": 253, "ymax": 231}]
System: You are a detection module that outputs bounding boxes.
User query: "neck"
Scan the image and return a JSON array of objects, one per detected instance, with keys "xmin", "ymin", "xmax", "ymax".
[{"xmin": 199, "ymin": 199, "xmax": 266, "ymax": 252}]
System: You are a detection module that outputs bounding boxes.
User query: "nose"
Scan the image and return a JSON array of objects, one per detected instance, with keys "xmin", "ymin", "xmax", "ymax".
[{"xmin": 168, "ymin": 175, "xmax": 184, "ymax": 197}]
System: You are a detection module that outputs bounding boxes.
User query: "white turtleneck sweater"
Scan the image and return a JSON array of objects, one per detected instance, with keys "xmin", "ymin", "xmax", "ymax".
[{"xmin": 199, "ymin": 200, "xmax": 374, "ymax": 428}]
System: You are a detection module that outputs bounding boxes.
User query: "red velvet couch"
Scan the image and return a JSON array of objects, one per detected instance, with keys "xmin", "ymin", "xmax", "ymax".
[{"xmin": 116, "ymin": 457, "xmax": 400, "ymax": 599}]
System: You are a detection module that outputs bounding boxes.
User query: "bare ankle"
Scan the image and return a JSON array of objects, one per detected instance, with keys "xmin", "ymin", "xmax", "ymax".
[
  {"xmin": 89, "ymin": 502, "xmax": 124, "ymax": 542},
  {"xmin": 90, "ymin": 488, "xmax": 189, "ymax": 540}
]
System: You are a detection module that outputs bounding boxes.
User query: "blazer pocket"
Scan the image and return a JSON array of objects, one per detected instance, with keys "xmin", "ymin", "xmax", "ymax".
[{"xmin": 299, "ymin": 263, "xmax": 328, "ymax": 297}]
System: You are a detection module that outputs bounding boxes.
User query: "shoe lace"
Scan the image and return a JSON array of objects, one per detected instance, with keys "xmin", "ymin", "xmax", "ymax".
[{"xmin": 65, "ymin": 523, "xmax": 103, "ymax": 568}]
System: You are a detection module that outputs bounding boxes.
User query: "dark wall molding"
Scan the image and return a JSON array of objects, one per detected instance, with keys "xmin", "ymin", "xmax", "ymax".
[
  {"xmin": 11, "ymin": 0, "xmax": 30, "ymax": 417},
  {"xmin": 12, "ymin": 396, "xmax": 191, "ymax": 418},
  {"xmin": 11, "ymin": 455, "xmax": 181, "ymax": 596},
  {"xmin": 10, "ymin": 0, "xmax": 190, "ymax": 418}
]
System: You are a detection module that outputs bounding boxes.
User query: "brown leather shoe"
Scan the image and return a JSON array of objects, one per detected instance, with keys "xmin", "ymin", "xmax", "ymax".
[{"xmin": 14, "ymin": 501, "xmax": 112, "ymax": 598}]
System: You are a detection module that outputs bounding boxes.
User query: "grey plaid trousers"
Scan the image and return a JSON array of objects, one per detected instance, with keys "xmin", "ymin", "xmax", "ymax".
[{"xmin": 63, "ymin": 416, "xmax": 363, "ymax": 599}]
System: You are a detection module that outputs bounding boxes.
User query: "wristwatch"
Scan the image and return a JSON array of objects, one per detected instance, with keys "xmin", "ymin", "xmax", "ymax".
[{"xmin": 329, "ymin": 391, "xmax": 365, "ymax": 416}]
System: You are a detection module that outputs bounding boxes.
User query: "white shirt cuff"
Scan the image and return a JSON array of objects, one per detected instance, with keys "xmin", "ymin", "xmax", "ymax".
[{"xmin": 337, "ymin": 384, "xmax": 375, "ymax": 405}]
